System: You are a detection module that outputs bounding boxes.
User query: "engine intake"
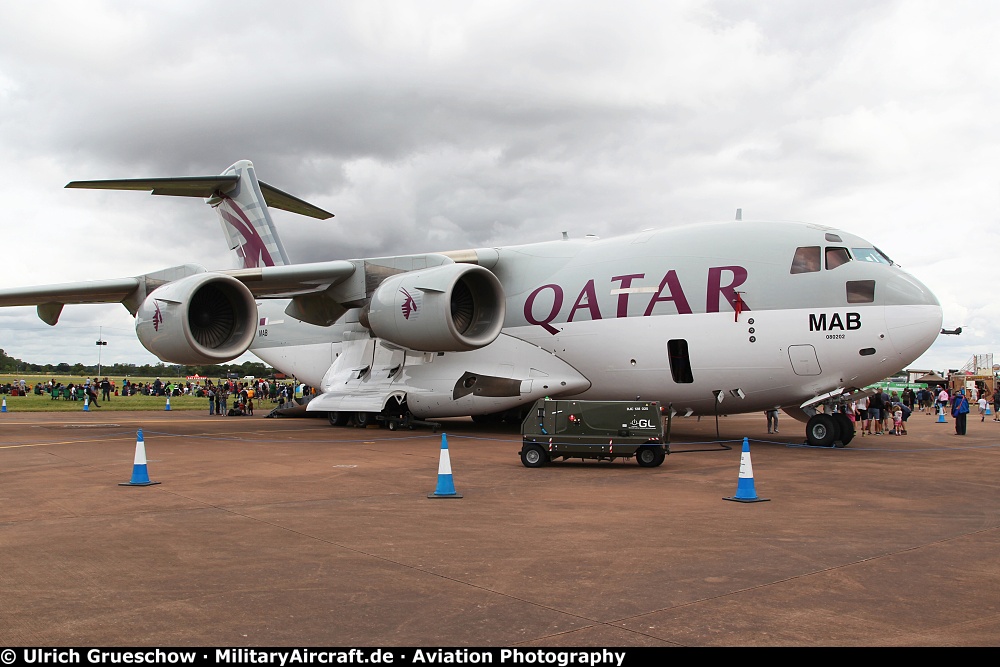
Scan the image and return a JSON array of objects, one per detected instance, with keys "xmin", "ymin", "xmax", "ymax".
[
  {"xmin": 135, "ymin": 273, "xmax": 258, "ymax": 364},
  {"xmin": 362, "ymin": 264, "xmax": 505, "ymax": 351}
]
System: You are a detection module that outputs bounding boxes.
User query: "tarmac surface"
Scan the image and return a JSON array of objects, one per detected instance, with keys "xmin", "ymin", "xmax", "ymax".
[{"xmin": 1, "ymin": 406, "xmax": 998, "ymax": 647}]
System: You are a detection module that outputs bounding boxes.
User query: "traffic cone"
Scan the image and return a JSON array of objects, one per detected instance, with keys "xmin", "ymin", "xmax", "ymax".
[
  {"xmin": 986, "ymin": 404, "xmax": 992, "ymax": 416},
  {"xmin": 119, "ymin": 429, "xmax": 160, "ymax": 486},
  {"xmin": 427, "ymin": 433, "xmax": 462, "ymax": 499},
  {"xmin": 724, "ymin": 437, "xmax": 769, "ymax": 503},
  {"xmin": 83, "ymin": 396, "xmax": 89, "ymax": 411},
  {"xmin": 165, "ymin": 396, "xmax": 171, "ymax": 411},
  {"xmin": 1, "ymin": 397, "xmax": 6, "ymax": 412},
  {"xmin": 936, "ymin": 407, "xmax": 946, "ymax": 423}
]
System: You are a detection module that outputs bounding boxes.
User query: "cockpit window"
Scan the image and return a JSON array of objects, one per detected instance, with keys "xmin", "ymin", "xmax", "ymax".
[
  {"xmin": 873, "ymin": 246, "xmax": 894, "ymax": 265},
  {"xmin": 791, "ymin": 246, "xmax": 821, "ymax": 274},
  {"xmin": 826, "ymin": 247, "xmax": 851, "ymax": 269},
  {"xmin": 852, "ymin": 247, "xmax": 892, "ymax": 265}
]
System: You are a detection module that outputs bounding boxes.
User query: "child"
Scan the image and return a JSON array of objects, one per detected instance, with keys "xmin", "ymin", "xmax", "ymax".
[
  {"xmin": 979, "ymin": 395, "xmax": 988, "ymax": 422},
  {"xmin": 893, "ymin": 405, "xmax": 903, "ymax": 436}
]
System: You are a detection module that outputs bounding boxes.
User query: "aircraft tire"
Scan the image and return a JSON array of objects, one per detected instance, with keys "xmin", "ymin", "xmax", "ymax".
[
  {"xmin": 636, "ymin": 446, "xmax": 665, "ymax": 467},
  {"xmin": 387, "ymin": 420, "xmax": 398, "ymax": 431},
  {"xmin": 833, "ymin": 413, "xmax": 854, "ymax": 447},
  {"xmin": 806, "ymin": 414, "xmax": 839, "ymax": 447},
  {"xmin": 327, "ymin": 412, "xmax": 348, "ymax": 427},
  {"xmin": 520, "ymin": 444, "xmax": 548, "ymax": 468},
  {"xmin": 354, "ymin": 412, "xmax": 373, "ymax": 428}
]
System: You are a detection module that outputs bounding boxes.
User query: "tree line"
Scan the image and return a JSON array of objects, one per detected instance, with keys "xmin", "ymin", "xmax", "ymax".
[{"xmin": 0, "ymin": 348, "xmax": 276, "ymax": 379}]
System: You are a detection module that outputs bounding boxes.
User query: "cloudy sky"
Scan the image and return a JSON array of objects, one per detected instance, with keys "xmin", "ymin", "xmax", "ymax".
[{"xmin": 0, "ymin": 0, "xmax": 995, "ymax": 374}]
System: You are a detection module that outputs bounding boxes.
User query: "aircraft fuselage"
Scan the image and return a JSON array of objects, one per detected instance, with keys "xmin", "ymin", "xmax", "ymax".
[{"xmin": 252, "ymin": 220, "xmax": 941, "ymax": 421}]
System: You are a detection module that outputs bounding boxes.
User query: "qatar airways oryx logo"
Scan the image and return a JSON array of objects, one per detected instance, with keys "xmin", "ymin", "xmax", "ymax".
[
  {"xmin": 400, "ymin": 288, "xmax": 418, "ymax": 320},
  {"xmin": 218, "ymin": 195, "xmax": 276, "ymax": 268},
  {"xmin": 152, "ymin": 302, "xmax": 164, "ymax": 331}
]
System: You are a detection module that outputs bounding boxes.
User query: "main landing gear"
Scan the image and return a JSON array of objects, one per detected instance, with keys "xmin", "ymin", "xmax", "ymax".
[{"xmin": 805, "ymin": 413, "xmax": 854, "ymax": 448}]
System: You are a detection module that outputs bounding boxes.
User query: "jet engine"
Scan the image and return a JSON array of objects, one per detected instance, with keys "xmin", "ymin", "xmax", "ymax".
[
  {"xmin": 361, "ymin": 264, "xmax": 505, "ymax": 352},
  {"xmin": 135, "ymin": 273, "xmax": 258, "ymax": 364}
]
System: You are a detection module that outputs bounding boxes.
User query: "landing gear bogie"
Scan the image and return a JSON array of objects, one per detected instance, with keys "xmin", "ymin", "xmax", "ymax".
[{"xmin": 806, "ymin": 413, "xmax": 840, "ymax": 447}]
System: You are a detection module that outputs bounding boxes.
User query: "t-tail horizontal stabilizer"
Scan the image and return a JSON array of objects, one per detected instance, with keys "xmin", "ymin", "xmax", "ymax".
[
  {"xmin": 65, "ymin": 175, "xmax": 334, "ymax": 219},
  {"xmin": 67, "ymin": 160, "xmax": 334, "ymax": 270}
]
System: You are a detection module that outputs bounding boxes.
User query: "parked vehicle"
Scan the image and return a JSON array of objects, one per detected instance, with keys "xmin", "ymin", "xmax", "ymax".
[{"xmin": 520, "ymin": 398, "xmax": 668, "ymax": 467}]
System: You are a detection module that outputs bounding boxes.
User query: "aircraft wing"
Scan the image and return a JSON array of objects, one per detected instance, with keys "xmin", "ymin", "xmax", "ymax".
[
  {"xmin": 223, "ymin": 260, "xmax": 357, "ymax": 297},
  {"xmin": 0, "ymin": 278, "xmax": 141, "ymax": 307},
  {"xmin": 0, "ymin": 260, "xmax": 357, "ymax": 325}
]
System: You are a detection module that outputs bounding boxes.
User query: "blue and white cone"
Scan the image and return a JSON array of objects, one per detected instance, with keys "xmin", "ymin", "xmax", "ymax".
[
  {"xmin": 724, "ymin": 437, "xmax": 769, "ymax": 503},
  {"xmin": 936, "ymin": 408, "xmax": 946, "ymax": 423},
  {"xmin": 428, "ymin": 433, "xmax": 462, "ymax": 499},
  {"xmin": 165, "ymin": 396, "xmax": 171, "ymax": 411},
  {"xmin": 986, "ymin": 404, "xmax": 992, "ymax": 416},
  {"xmin": 83, "ymin": 396, "xmax": 89, "ymax": 411},
  {"xmin": 1, "ymin": 396, "xmax": 6, "ymax": 412},
  {"xmin": 120, "ymin": 429, "xmax": 161, "ymax": 486}
]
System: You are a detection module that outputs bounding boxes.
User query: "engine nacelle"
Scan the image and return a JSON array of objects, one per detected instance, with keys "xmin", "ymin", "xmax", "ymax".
[
  {"xmin": 362, "ymin": 264, "xmax": 505, "ymax": 352},
  {"xmin": 135, "ymin": 273, "xmax": 258, "ymax": 364}
]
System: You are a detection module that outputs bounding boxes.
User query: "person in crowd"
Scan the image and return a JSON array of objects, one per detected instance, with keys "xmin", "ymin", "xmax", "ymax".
[{"xmin": 951, "ymin": 388, "xmax": 970, "ymax": 435}]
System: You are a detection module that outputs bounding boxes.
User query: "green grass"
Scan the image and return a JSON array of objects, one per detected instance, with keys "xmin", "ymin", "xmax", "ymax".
[
  {"xmin": 1, "ymin": 391, "xmax": 212, "ymax": 412},
  {"xmin": 0, "ymin": 374, "xmax": 285, "ymax": 412}
]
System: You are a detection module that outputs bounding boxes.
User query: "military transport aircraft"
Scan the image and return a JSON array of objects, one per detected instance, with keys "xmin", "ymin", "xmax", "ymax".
[{"xmin": 0, "ymin": 160, "xmax": 942, "ymax": 447}]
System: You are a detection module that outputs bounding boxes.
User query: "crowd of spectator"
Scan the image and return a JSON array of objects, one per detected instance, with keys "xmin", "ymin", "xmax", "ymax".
[{"xmin": 2, "ymin": 376, "xmax": 313, "ymax": 414}]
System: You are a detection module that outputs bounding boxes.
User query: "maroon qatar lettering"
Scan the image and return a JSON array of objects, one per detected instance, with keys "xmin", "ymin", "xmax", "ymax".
[
  {"xmin": 523, "ymin": 266, "xmax": 750, "ymax": 335},
  {"xmin": 567, "ymin": 279, "xmax": 601, "ymax": 323}
]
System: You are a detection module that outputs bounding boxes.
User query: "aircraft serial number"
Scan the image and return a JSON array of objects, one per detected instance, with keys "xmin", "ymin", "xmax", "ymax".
[{"xmin": 826, "ymin": 334, "xmax": 845, "ymax": 339}]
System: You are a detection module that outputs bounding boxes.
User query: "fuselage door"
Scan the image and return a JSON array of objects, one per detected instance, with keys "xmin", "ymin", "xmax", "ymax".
[{"xmin": 788, "ymin": 344, "xmax": 822, "ymax": 376}]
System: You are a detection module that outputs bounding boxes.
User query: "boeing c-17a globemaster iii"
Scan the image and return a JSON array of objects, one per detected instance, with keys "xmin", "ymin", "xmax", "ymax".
[{"xmin": 0, "ymin": 160, "xmax": 942, "ymax": 447}]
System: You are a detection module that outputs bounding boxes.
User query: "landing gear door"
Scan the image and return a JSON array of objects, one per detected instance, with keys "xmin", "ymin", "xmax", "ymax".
[
  {"xmin": 788, "ymin": 344, "xmax": 822, "ymax": 376},
  {"xmin": 322, "ymin": 336, "xmax": 377, "ymax": 389}
]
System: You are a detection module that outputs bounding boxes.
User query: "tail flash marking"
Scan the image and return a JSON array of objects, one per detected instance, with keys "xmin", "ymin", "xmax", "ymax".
[{"xmin": 217, "ymin": 195, "xmax": 276, "ymax": 268}]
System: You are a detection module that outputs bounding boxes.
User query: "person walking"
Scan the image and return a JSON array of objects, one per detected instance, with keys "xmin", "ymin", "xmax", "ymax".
[
  {"xmin": 86, "ymin": 383, "xmax": 100, "ymax": 408},
  {"xmin": 978, "ymin": 395, "xmax": 988, "ymax": 422},
  {"xmin": 207, "ymin": 384, "xmax": 216, "ymax": 416},
  {"xmin": 951, "ymin": 388, "xmax": 970, "ymax": 435}
]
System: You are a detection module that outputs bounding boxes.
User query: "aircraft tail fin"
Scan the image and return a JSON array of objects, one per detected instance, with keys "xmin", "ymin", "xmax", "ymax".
[{"xmin": 66, "ymin": 159, "xmax": 333, "ymax": 269}]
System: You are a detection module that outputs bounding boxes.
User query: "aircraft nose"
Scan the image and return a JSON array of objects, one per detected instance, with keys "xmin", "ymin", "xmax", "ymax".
[
  {"xmin": 882, "ymin": 268, "xmax": 940, "ymax": 308},
  {"xmin": 882, "ymin": 272, "xmax": 942, "ymax": 363}
]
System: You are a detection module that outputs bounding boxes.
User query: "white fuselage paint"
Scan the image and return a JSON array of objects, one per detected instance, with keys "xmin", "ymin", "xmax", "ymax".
[{"xmin": 247, "ymin": 221, "xmax": 942, "ymax": 420}]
